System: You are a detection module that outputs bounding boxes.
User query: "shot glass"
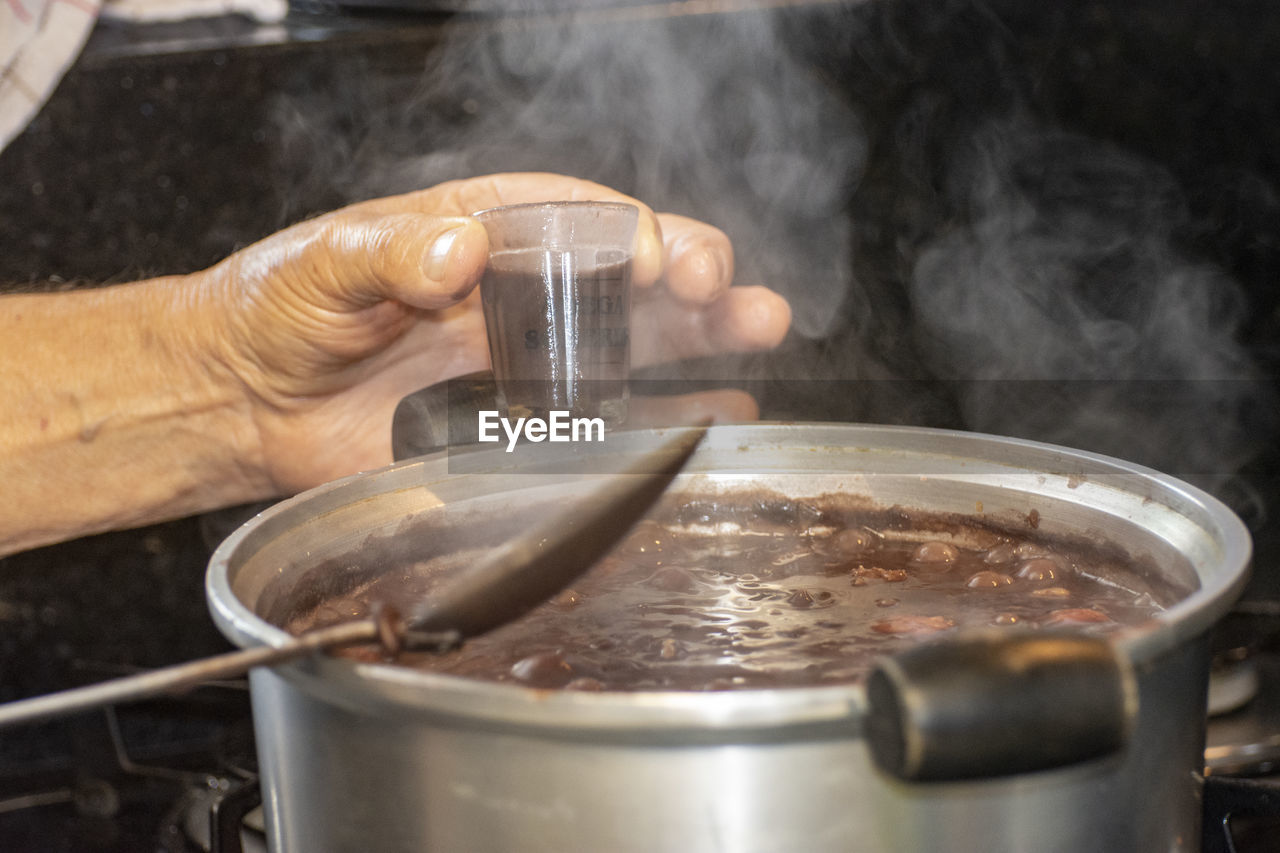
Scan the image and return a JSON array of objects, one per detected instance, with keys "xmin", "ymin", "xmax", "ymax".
[{"xmin": 474, "ymin": 200, "xmax": 639, "ymax": 427}]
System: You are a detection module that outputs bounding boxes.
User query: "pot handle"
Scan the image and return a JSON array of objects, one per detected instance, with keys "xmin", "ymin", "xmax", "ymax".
[{"xmin": 864, "ymin": 630, "xmax": 1136, "ymax": 782}]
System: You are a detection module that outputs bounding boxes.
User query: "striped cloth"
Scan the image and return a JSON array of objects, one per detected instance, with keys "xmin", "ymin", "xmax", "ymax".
[{"xmin": 0, "ymin": 0, "xmax": 102, "ymax": 152}]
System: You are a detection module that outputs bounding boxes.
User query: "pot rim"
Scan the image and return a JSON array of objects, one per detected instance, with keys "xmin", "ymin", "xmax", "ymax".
[{"xmin": 207, "ymin": 422, "xmax": 1252, "ymax": 734}]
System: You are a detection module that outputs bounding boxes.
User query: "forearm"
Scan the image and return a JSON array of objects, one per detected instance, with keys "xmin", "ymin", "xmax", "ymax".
[
  {"xmin": 0, "ymin": 278, "xmax": 273, "ymax": 556},
  {"xmin": 0, "ymin": 175, "xmax": 791, "ymax": 556}
]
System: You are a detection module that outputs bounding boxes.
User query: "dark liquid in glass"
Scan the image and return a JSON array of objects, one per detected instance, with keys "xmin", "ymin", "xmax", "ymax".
[{"xmin": 480, "ymin": 248, "xmax": 632, "ymax": 425}]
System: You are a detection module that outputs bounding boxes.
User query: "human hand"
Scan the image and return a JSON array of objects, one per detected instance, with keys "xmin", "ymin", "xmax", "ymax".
[{"xmin": 195, "ymin": 172, "xmax": 791, "ymax": 493}]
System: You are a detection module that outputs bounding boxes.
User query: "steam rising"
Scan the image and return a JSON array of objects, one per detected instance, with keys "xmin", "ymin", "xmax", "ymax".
[
  {"xmin": 913, "ymin": 117, "xmax": 1252, "ymax": 382},
  {"xmin": 274, "ymin": 2, "xmax": 1272, "ymax": 499},
  {"xmin": 275, "ymin": 5, "xmax": 866, "ymax": 339},
  {"xmin": 906, "ymin": 115, "xmax": 1271, "ymax": 491}
]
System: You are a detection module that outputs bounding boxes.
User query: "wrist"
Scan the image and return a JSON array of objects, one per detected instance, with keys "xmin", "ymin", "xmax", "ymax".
[{"xmin": 148, "ymin": 270, "xmax": 277, "ymax": 504}]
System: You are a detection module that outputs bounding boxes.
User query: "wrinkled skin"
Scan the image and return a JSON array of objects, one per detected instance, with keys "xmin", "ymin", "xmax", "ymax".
[
  {"xmin": 0, "ymin": 173, "xmax": 791, "ymax": 556},
  {"xmin": 200, "ymin": 173, "xmax": 792, "ymax": 492}
]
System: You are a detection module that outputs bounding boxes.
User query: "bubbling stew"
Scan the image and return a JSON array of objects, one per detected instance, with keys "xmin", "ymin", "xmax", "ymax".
[{"xmin": 280, "ymin": 493, "xmax": 1176, "ymax": 691}]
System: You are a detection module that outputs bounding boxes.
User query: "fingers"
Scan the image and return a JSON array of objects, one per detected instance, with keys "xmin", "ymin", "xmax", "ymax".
[
  {"xmin": 349, "ymin": 175, "xmax": 746, "ymax": 302},
  {"xmin": 310, "ymin": 212, "xmax": 490, "ymax": 311},
  {"xmin": 633, "ymin": 285, "xmax": 792, "ymax": 366},
  {"xmin": 283, "ymin": 175, "xmax": 789, "ymax": 370},
  {"xmin": 447, "ymin": 173, "xmax": 666, "ymax": 288},
  {"xmin": 357, "ymin": 173, "xmax": 667, "ymax": 288},
  {"xmin": 655, "ymin": 213, "xmax": 735, "ymax": 304}
]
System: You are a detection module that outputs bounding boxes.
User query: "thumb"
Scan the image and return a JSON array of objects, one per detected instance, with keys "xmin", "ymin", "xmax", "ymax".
[{"xmin": 322, "ymin": 212, "xmax": 490, "ymax": 310}]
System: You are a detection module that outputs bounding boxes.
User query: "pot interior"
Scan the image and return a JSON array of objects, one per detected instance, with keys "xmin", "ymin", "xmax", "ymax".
[{"xmin": 210, "ymin": 424, "xmax": 1251, "ymax": 703}]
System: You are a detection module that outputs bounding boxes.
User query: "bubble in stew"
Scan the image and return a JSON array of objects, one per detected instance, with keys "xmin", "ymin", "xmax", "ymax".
[{"xmin": 281, "ymin": 493, "xmax": 1175, "ymax": 691}]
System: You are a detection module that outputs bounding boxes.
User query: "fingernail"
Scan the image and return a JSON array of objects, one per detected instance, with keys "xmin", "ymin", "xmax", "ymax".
[{"xmin": 426, "ymin": 227, "xmax": 462, "ymax": 282}]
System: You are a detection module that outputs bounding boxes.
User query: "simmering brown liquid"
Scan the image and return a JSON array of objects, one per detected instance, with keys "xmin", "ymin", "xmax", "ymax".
[{"xmin": 282, "ymin": 495, "xmax": 1171, "ymax": 692}]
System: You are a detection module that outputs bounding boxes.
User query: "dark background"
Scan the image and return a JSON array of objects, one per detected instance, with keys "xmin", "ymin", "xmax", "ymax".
[{"xmin": 1, "ymin": 0, "xmax": 1277, "ymax": 848}]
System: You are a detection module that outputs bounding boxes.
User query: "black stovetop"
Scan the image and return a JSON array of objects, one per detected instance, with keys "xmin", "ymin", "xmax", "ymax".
[{"xmin": 0, "ymin": 519, "xmax": 254, "ymax": 852}]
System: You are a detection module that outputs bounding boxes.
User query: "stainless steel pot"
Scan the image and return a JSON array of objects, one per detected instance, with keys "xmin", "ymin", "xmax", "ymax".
[{"xmin": 207, "ymin": 423, "xmax": 1251, "ymax": 853}]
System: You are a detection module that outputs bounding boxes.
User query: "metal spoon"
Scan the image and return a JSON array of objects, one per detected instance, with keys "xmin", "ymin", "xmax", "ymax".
[{"xmin": 0, "ymin": 424, "xmax": 707, "ymax": 730}]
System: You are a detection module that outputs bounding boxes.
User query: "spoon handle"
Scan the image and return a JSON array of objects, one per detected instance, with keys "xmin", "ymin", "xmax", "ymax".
[
  {"xmin": 0, "ymin": 425, "xmax": 706, "ymax": 730},
  {"xmin": 0, "ymin": 619, "xmax": 380, "ymax": 730}
]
